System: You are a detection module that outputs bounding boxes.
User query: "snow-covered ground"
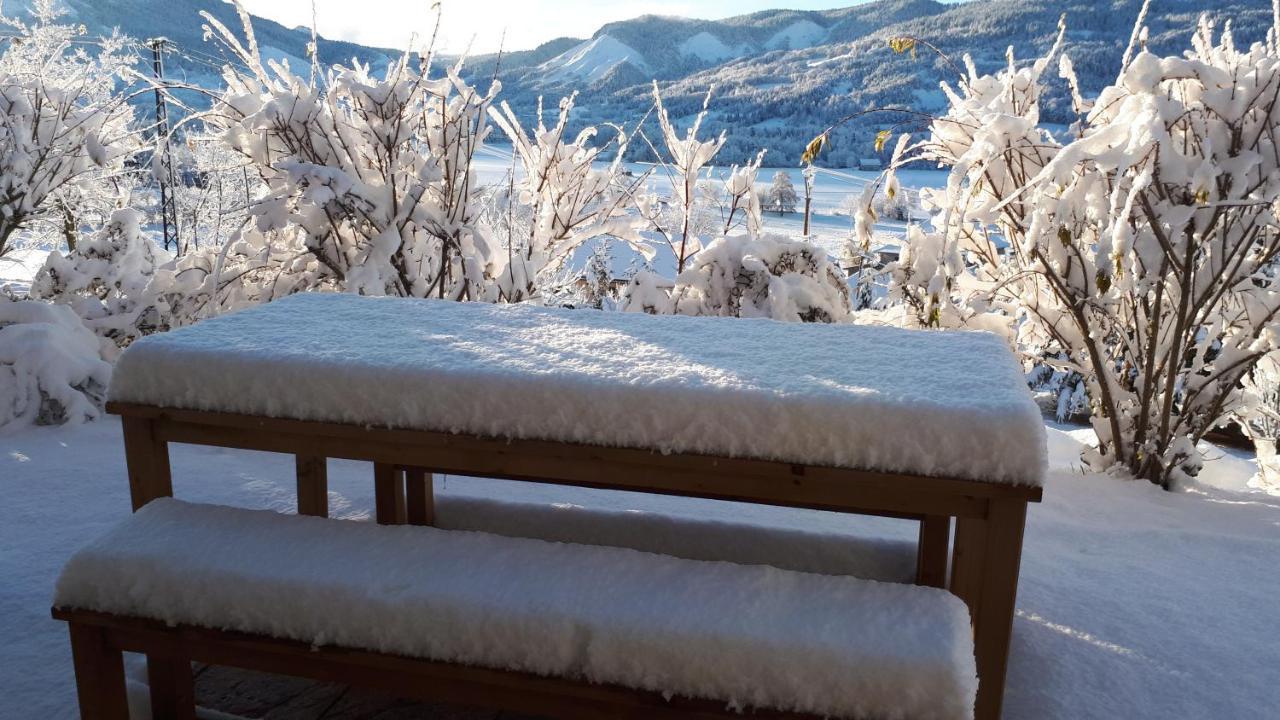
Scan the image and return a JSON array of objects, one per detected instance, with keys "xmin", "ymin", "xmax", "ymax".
[
  {"xmin": 0, "ymin": 246, "xmax": 53, "ymax": 295},
  {"xmin": 471, "ymin": 143, "xmax": 944, "ymax": 277},
  {"xmin": 3, "ymin": 417, "xmax": 1277, "ymax": 719}
]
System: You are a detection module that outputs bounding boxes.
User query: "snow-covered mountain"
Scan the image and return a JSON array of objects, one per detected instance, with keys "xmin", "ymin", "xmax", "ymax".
[
  {"xmin": 539, "ymin": 35, "xmax": 651, "ymax": 84},
  {"xmin": 7, "ymin": 0, "xmax": 397, "ymax": 94},
  {"xmin": 14, "ymin": 0, "xmax": 1269, "ymax": 166},
  {"xmin": 466, "ymin": 0, "xmax": 1268, "ymax": 165}
]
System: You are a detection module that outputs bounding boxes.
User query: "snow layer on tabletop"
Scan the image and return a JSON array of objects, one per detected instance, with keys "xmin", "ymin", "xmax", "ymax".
[
  {"xmin": 109, "ymin": 292, "xmax": 1046, "ymax": 486},
  {"xmin": 56, "ymin": 499, "xmax": 978, "ymax": 720}
]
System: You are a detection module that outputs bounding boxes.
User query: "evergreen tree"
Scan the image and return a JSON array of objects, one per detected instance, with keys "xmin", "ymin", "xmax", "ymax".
[{"xmin": 765, "ymin": 171, "xmax": 798, "ymax": 215}]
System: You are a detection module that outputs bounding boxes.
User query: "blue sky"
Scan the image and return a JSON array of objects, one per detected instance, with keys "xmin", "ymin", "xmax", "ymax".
[{"xmin": 237, "ymin": 1, "xmax": 883, "ymax": 54}]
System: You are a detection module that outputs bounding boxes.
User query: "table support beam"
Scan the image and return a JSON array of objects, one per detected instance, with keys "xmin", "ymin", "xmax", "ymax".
[
  {"xmin": 68, "ymin": 624, "xmax": 129, "ymax": 720},
  {"xmin": 951, "ymin": 500, "xmax": 1028, "ymax": 720},
  {"xmin": 915, "ymin": 515, "xmax": 951, "ymax": 588},
  {"xmin": 295, "ymin": 455, "xmax": 328, "ymax": 518},
  {"xmin": 147, "ymin": 655, "xmax": 196, "ymax": 720},
  {"xmin": 374, "ymin": 463, "xmax": 406, "ymax": 524},
  {"xmin": 122, "ymin": 417, "xmax": 172, "ymax": 511},
  {"xmin": 404, "ymin": 468, "xmax": 435, "ymax": 526}
]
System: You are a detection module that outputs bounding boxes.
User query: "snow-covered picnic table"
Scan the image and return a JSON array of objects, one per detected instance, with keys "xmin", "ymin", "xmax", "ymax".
[
  {"xmin": 110, "ymin": 292, "xmax": 1046, "ymax": 485},
  {"xmin": 98, "ymin": 292, "xmax": 1045, "ymax": 720}
]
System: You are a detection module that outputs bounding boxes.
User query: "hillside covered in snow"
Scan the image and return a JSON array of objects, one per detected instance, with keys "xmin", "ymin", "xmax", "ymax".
[
  {"xmin": 462, "ymin": 0, "xmax": 1270, "ymax": 164},
  {"xmin": 6, "ymin": 0, "xmax": 397, "ymax": 104},
  {"xmin": 27, "ymin": 0, "xmax": 1271, "ymax": 165}
]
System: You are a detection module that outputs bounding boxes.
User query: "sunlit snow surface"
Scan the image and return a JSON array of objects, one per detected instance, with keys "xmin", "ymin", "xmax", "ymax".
[
  {"xmin": 109, "ymin": 293, "xmax": 1046, "ymax": 485},
  {"xmin": 3, "ymin": 419, "xmax": 1279, "ymax": 718}
]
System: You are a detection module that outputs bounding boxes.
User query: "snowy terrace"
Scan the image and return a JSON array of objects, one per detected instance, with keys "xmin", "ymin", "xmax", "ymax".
[
  {"xmin": 4, "ymin": 293, "xmax": 1278, "ymax": 719},
  {"xmin": 6, "ymin": 415, "xmax": 1277, "ymax": 719},
  {"xmin": 3, "ymin": 145, "xmax": 1276, "ymax": 720}
]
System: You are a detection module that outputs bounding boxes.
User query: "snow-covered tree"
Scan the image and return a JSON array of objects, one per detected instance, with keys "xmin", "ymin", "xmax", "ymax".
[
  {"xmin": 575, "ymin": 242, "xmax": 617, "ymax": 310},
  {"xmin": 0, "ymin": 0, "xmax": 138, "ymax": 259},
  {"xmin": 764, "ymin": 171, "xmax": 798, "ymax": 215},
  {"xmin": 200, "ymin": 1, "xmax": 501, "ymax": 301},
  {"xmin": 171, "ymin": 131, "xmax": 264, "ymax": 254},
  {"xmin": 855, "ymin": 12, "xmax": 1280, "ymax": 488}
]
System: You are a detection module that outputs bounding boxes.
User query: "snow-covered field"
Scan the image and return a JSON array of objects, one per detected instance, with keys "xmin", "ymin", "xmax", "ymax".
[
  {"xmin": 3, "ymin": 417, "xmax": 1277, "ymax": 719},
  {"xmin": 471, "ymin": 144, "xmax": 942, "ymax": 276}
]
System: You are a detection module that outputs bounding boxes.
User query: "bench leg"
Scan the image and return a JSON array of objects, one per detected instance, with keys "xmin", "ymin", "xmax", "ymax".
[
  {"xmin": 68, "ymin": 624, "xmax": 129, "ymax": 720},
  {"xmin": 951, "ymin": 499, "xmax": 1028, "ymax": 720},
  {"xmin": 295, "ymin": 454, "xmax": 329, "ymax": 517},
  {"xmin": 147, "ymin": 655, "xmax": 196, "ymax": 720},
  {"xmin": 121, "ymin": 417, "xmax": 172, "ymax": 511},
  {"xmin": 374, "ymin": 463, "xmax": 406, "ymax": 524},
  {"xmin": 404, "ymin": 468, "xmax": 435, "ymax": 526},
  {"xmin": 915, "ymin": 515, "xmax": 950, "ymax": 588}
]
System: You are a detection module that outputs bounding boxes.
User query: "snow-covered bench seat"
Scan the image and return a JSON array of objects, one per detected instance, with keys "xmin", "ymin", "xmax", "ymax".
[{"xmin": 54, "ymin": 500, "xmax": 978, "ymax": 720}]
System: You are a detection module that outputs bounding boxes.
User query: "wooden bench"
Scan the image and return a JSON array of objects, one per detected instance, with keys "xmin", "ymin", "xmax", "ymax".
[
  {"xmin": 88, "ymin": 293, "xmax": 1046, "ymax": 719},
  {"xmin": 53, "ymin": 499, "xmax": 979, "ymax": 720}
]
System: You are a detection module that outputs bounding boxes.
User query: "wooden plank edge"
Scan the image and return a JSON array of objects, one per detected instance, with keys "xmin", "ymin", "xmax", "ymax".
[
  {"xmin": 53, "ymin": 608, "xmax": 828, "ymax": 720},
  {"xmin": 105, "ymin": 402, "xmax": 1043, "ymax": 502}
]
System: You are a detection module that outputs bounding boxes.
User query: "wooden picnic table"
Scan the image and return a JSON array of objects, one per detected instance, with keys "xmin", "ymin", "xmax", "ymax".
[{"xmin": 106, "ymin": 293, "xmax": 1044, "ymax": 720}]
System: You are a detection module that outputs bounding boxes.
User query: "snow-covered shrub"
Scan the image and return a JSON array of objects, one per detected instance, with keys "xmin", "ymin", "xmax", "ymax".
[
  {"xmin": 30, "ymin": 209, "xmax": 156, "ymax": 350},
  {"xmin": 488, "ymin": 94, "xmax": 644, "ymax": 302},
  {"xmin": 1026, "ymin": 359, "xmax": 1089, "ymax": 424},
  {"xmin": 668, "ymin": 234, "xmax": 853, "ymax": 322},
  {"xmin": 1239, "ymin": 352, "xmax": 1280, "ymax": 489},
  {"xmin": 200, "ymin": 2, "xmax": 501, "ymax": 301},
  {"xmin": 722, "ymin": 151, "xmax": 766, "ymax": 237},
  {"xmin": 850, "ymin": 13, "xmax": 1280, "ymax": 487},
  {"xmin": 620, "ymin": 270, "xmax": 673, "ymax": 315},
  {"xmin": 871, "ymin": 184, "xmax": 916, "ymax": 222},
  {"xmin": 0, "ymin": 297, "xmax": 111, "ymax": 430},
  {"xmin": 138, "ymin": 225, "xmax": 338, "ymax": 332},
  {"xmin": 0, "ymin": 1, "xmax": 137, "ymax": 259}
]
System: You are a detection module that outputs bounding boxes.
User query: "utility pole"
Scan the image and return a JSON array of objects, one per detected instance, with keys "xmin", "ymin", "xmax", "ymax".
[
  {"xmin": 802, "ymin": 163, "xmax": 815, "ymax": 237},
  {"xmin": 148, "ymin": 37, "xmax": 181, "ymax": 254}
]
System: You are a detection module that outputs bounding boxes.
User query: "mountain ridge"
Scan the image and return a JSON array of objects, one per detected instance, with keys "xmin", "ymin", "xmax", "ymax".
[{"xmin": 16, "ymin": 0, "xmax": 1271, "ymax": 166}]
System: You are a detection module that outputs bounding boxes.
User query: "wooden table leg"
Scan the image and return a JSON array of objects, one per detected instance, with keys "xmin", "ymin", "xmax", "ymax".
[
  {"xmin": 121, "ymin": 417, "xmax": 172, "ymax": 511},
  {"xmin": 404, "ymin": 468, "xmax": 435, "ymax": 526},
  {"xmin": 915, "ymin": 515, "xmax": 951, "ymax": 588},
  {"xmin": 147, "ymin": 655, "xmax": 196, "ymax": 720},
  {"xmin": 68, "ymin": 623, "xmax": 129, "ymax": 720},
  {"xmin": 951, "ymin": 499, "xmax": 1028, "ymax": 720},
  {"xmin": 295, "ymin": 454, "xmax": 328, "ymax": 517},
  {"xmin": 374, "ymin": 463, "xmax": 406, "ymax": 524}
]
